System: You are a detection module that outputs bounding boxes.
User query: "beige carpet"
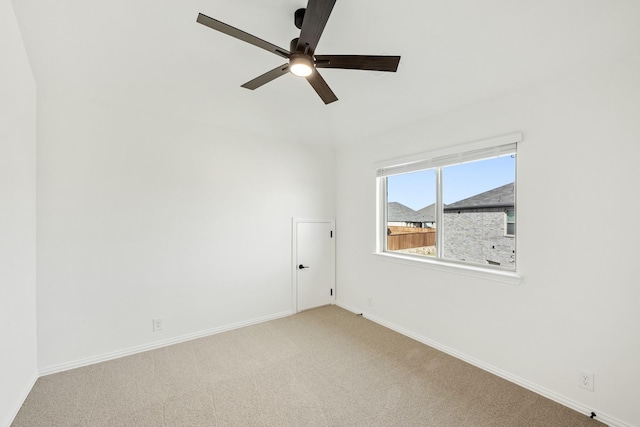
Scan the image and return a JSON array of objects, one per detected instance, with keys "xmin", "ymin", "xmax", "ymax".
[{"xmin": 13, "ymin": 305, "xmax": 603, "ymax": 426}]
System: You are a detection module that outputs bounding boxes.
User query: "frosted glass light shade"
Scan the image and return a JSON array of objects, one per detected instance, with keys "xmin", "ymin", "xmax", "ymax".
[{"xmin": 289, "ymin": 55, "xmax": 314, "ymax": 77}]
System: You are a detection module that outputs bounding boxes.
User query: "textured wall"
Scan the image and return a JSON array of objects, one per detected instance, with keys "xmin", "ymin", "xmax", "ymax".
[
  {"xmin": 36, "ymin": 93, "xmax": 336, "ymax": 371},
  {"xmin": 443, "ymin": 211, "xmax": 515, "ymax": 267}
]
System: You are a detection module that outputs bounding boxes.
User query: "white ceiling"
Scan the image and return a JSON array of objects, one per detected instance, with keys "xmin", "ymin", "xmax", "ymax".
[{"xmin": 11, "ymin": 0, "xmax": 640, "ymax": 145}]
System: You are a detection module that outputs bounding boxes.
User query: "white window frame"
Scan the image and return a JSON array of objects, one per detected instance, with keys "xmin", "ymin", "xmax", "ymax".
[{"xmin": 374, "ymin": 133, "xmax": 523, "ymax": 285}]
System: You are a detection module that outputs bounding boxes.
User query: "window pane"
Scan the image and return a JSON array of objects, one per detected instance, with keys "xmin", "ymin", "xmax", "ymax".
[
  {"xmin": 506, "ymin": 208, "xmax": 515, "ymax": 237},
  {"xmin": 386, "ymin": 170, "xmax": 436, "ymax": 257},
  {"xmin": 442, "ymin": 155, "xmax": 516, "ymax": 267}
]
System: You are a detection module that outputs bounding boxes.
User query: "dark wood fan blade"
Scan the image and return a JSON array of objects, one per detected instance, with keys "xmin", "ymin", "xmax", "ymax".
[
  {"xmin": 197, "ymin": 13, "xmax": 290, "ymax": 59},
  {"xmin": 241, "ymin": 64, "xmax": 290, "ymax": 90},
  {"xmin": 306, "ymin": 70, "xmax": 338, "ymax": 104},
  {"xmin": 315, "ymin": 55, "xmax": 401, "ymax": 72},
  {"xmin": 296, "ymin": 0, "xmax": 337, "ymax": 53}
]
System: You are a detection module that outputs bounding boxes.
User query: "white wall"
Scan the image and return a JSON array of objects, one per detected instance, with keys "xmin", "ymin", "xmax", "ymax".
[
  {"xmin": 36, "ymin": 93, "xmax": 335, "ymax": 370},
  {"xmin": 335, "ymin": 55, "xmax": 640, "ymax": 426},
  {"xmin": 0, "ymin": 0, "xmax": 38, "ymax": 425}
]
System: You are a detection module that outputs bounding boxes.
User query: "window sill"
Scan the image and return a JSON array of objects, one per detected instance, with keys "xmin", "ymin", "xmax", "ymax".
[{"xmin": 373, "ymin": 252, "xmax": 522, "ymax": 285}]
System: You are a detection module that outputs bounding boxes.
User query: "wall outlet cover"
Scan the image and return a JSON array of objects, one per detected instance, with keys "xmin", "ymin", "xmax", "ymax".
[{"xmin": 578, "ymin": 370, "xmax": 594, "ymax": 391}]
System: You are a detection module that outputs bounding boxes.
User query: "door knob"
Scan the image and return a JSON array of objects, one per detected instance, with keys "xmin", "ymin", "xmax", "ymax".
[{"xmin": 298, "ymin": 264, "xmax": 310, "ymax": 269}]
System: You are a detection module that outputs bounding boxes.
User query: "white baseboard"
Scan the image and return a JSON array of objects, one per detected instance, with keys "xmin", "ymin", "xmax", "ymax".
[
  {"xmin": 39, "ymin": 310, "xmax": 294, "ymax": 376},
  {"xmin": 5, "ymin": 370, "xmax": 38, "ymax": 427},
  {"xmin": 335, "ymin": 301, "xmax": 630, "ymax": 427}
]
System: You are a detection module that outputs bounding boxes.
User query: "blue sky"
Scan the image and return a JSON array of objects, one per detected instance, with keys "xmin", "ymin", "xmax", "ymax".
[{"xmin": 387, "ymin": 155, "xmax": 515, "ymax": 210}]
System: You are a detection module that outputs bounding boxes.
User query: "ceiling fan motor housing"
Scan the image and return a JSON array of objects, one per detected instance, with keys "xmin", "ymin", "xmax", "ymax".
[{"xmin": 290, "ymin": 38, "xmax": 300, "ymax": 53}]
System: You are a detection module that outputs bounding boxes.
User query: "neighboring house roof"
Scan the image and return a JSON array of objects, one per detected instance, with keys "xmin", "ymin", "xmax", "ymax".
[
  {"xmin": 388, "ymin": 202, "xmax": 425, "ymax": 223},
  {"xmin": 444, "ymin": 182, "xmax": 514, "ymax": 211},
  {"xmin": 417, "ymin": 203, "xmax": 436, "ymax": 222}
]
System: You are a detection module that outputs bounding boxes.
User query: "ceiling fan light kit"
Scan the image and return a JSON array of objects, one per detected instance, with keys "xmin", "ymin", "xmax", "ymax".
[
  {"xmin": 196, "ymin": 0, "xmax": 400, "ymax": 104},
  {"xmin": 289, "ymin": 54, "xmax": 314, "ymax": 77}
]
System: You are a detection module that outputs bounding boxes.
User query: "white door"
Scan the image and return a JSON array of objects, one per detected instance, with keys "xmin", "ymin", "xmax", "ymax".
[{"xmin": 294, "ymin": 219, "xmax": 335, "ymax": 312}]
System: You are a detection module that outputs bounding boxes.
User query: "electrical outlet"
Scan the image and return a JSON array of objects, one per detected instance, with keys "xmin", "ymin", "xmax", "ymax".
[
  {"xmin": 578, "ymin": 370, "xmax": 594, "ymax": 391},
  {"xmin": 153, "ymin": 318, "xmax": 163, "ymax": 332},
  {"xmin": 367, "ymin": 297, "xmax": 373, "ymax": 307}
]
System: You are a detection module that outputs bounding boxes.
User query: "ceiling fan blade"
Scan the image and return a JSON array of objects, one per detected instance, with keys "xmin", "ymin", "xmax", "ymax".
[
  {"xmin": 296, "ymin": 0, "xmax": 337, "ymax": 53},
  {"xmin": 306, "ymin": 70, "xmax": 338, "ymax": 104},
  {"xmin": 241, "ymin": 64, "xmax": 290, "ymax": 90},
  {"xmin": 196, "ymin": 13, "xmax": 290, "ymax": 59},
  {"xmin": 315, "ymin": 55, "xmax": 401, "ymax": 72}
]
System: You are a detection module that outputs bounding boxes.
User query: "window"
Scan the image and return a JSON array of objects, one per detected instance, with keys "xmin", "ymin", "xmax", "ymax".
[
  {"xmin": 505, "ymin": 209, "xmax": 515, "ymax": 237},
  {"xmin": 377, "ymin": 134, "xmax": 519, "ymax": 272}
]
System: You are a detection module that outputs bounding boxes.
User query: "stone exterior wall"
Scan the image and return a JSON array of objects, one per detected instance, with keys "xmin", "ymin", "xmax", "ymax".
[{"xmin": 442, "ymin": 209, "xmax": 515, "ymax": 267}]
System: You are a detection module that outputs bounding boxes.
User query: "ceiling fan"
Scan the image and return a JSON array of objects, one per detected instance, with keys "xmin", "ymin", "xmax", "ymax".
[{"xmin": 196, "ymin": 0, "xmax": 401, "ymax": 104}]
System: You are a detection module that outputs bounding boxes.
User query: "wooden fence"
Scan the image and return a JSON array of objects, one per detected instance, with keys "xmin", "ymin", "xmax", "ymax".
[{"xmin": 387, "ymin": 226, "xmax": 436, "ymax": 250}]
